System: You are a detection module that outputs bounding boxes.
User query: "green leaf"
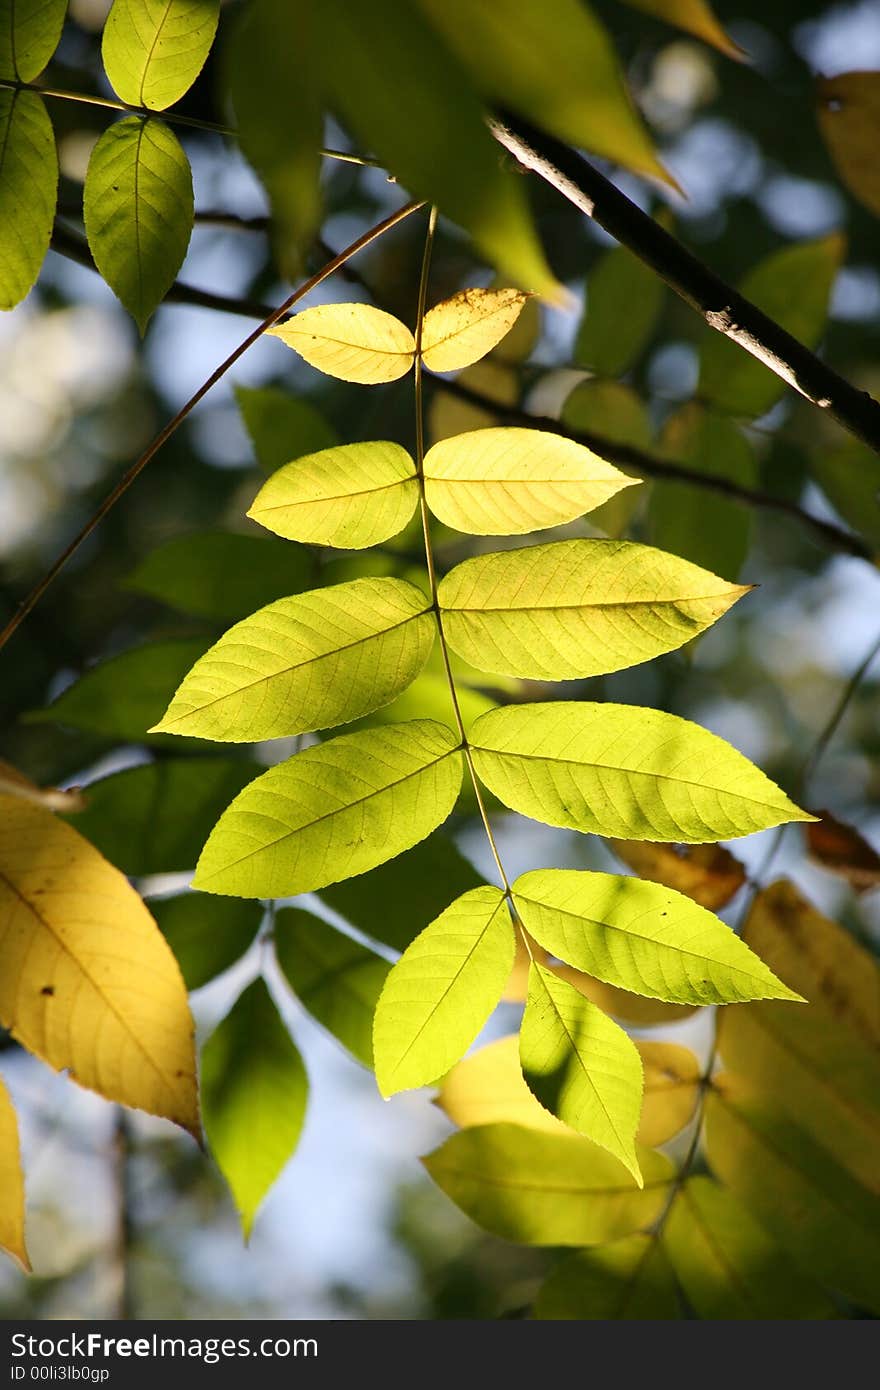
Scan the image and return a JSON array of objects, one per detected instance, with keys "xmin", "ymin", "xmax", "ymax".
[
  {"xmin": 520, "ymin": 964, "xmax": 643, "ymax": 1181},
  {"xmin": 533, "ymin": 1236, "xmax": 680, "ymax": 1319},
  {"xmin": 0, "ymin": 0, "xmax": 67, "ymax": 80},
  {"xmin": 470, "ymin": 702, "xmax": 812, "ymax": 842},
  {"xmin": 353, "ymin": 666, "xmax": 495, "ymax": 740},
  {"xmin": 150, "ymin": 893, "xmax": 263, "ymax": 991},
  {"xmin": 699, "ymin": 234, "xmax": 844, "ymax": 418},
  {"xmin": 102, "ymin": 0, "xmax": 219, "ymax": 109},
  {"xmin": 513, "ymin": 868, "xmax": 800, "ymax": 1005},
  {"xmin": 439, "ymin": 539, "xmax": 747, "ymax": 679},
  {"xmin": 649, "ymin": 404, "xmax": 758, "ymax": 581},
  {"xmin": 226, "ymin": 0, "xmax": 322, "ymax": 272},
  {"xmin": 275, "ymin": 909, "xmax": 389, "ymax": 1068},
  {"xmin": 422, "ymin": 1123, "xmax": 672, "ymax": 1245},
  {"xmin": 248, "ymin": 442, "xmax": 419, "ymax": 550},
  {"xmin": 705, "ymin": 1077, "xmax": 880, "ymax": 1314},
  {"xmin": 268, "ymin": 304, "xmax": 416, "ymax": 384},
  {"xmin": 810, "ymin": 442, "xmax": 880, "ymax": 549},
  {"xmin": 314, "ymin": 0, "xmax": 559, "ymax": 298},
  {"xmin": 235, "ymin": 385, "xmax": 338, "ymax": 475},
  {"xmin": 421, "ymin": 288, "xmax": 528, "ymax": 372},
  {"xmin": 0, "ymin": 90, "xmax": 57, "ymax": 310},
  {"xmin": 27, "ymin": 638, "xmax": 210, "ymax": 740},
  {"xmin": 193, "ymin": 720, "xmax": 463, "ymax": 899},
  {"xmin": 201, "ymin": 979, "xmax": 307, "ymax": 1238},
  {"xmin": 152, "ymin": 578, "xmax": 434, "ymax": 742},
  {"xmin": 418, "ymin": 0, "xmax": 667, "ymax": 183},
  {"xmin": 423, "ymin": 429, "xmax": 637, "ymax": 536},
  {"xmin": 319, "ymin": 832, "xmax": 482, "ymax": 953},
  {"xmin": 373, "ymin": 887, "xmax": 513, "ymax": 1096},
  {"xmin": 70, "ymin": 757, "xmax": 258, "ymax": 875},
  {"xmin": 576, "ymin": 244, "xmax": 666, "ymax": 376},
  {"xmin": 664, "ymin": 1177, "xmax": 837, "ymax": 1320},
  {"xmin": 561, "ymin": 379, "xmax": 650, "ymax": 537},
  {"xmin": 124, "ymin": 532, "xmax": 317, "ymax": 621},
  {"xmin": 617, "ymin": 0, "xmax": 745, "ymax": 60},
  {"xmin": 83, "ymin": 116, "xmax": 193, "ymax": 333}
]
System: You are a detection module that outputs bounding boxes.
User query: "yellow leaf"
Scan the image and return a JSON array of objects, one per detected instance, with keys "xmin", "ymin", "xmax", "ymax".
[
  {"xmin": 618, "ymin": 0, "xmax": 747, "ymax": 61},
  {"xmin": 552, "ymin": 964, "xmax": 697, "ymax": 1026},
  {"xmin": 743, "ymin": 881, "xmax": 880, "ymax": 1050},
  {"xmin": 0, "ymin": 1076, "xmax": 29, "ymax": 1271},
  {"xmin": 268, "ymin": 303, "xmax": 415, "ymax": 383},
  {"xmin": 608, "ymin": 840, "xmax": 746, "ymax": 910},
  {"xmin": 0, "ymin": 796, "xmax": 199, "ymax": 1136},
  {"xmin": 637, "ymin": 1041, "xmax": 701, "ymax": 1146},
  {"xmin": 421, "ymin": 288, "xmax": 528, "ymax": 372},
  {"xmin": 817, "ymin": 72, "xmax": 880, "ymax": 220}
]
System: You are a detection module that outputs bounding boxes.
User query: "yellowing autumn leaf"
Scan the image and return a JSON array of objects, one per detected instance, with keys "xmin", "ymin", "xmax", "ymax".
[
  {"xmin": 618, "ymin": 0, "xmax": 746, "ymax": 61},
  {"xmin": 0, "ymin": 796, "xmax": 198, "ymax": 1136},
  {"xmin": 421, "ymin": 288, "xmax": 528, "ymax": 372},
  {"xmin": 268, "ymin": 303, "xmax": 415, "ymax": 382},
  {"xmin": 607, "ymin": 840, "xmax": 746, "ymax": 910},
  {"xmin": 0, "ymin": 1076, "xmax": 28, "ymax": 1271},
  {"xmin": 817, "ymin": 72, "xmax": 880, "ymax": 220}
]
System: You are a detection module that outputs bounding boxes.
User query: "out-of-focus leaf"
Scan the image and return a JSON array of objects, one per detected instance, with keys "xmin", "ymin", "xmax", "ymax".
[
  {"xmin": 275, "ymin": 909, "xmax": 389, "ymax": 1068},
  {"xmin": 618, "ymin": 0, "xmax": 746, "ymax": 60},
  {"xmin": 533, "ymin": 1236, "xmax": 680, "ymax": 1319},
  {"xmin": 607, "ymin": 840, "xmax": 746, "ymax": 910},
  {"xmin": 575, "ymin": 245, "xmax": 665, "ymax": 377},
  {"xmin": 806, "ymin": 808, "xmax": 880, "ymax": 892},
  {"xmin": 423, "ymin": 1123, "xmax": 673, "ymax": 1245},
  {"xmin": 817, "ymin": 72, "xmax": 880, "ymax": 220},
  {"xmin": 0, "ymin": 0, "xmax": 67, "ymax": 80},
  {"xmin": 561, "ymin": 378, "xmax": 651, "ymax": 536},
  {"xmin": 809, "ymin": 442, "xmax": 880, "ymax": 549},
  {"xmin": 124, "ymin": 532, "xmax": 316, "ymax": 621},
  {"xmin": 552, "ymin": 965, "xmax": 697, "ymax": 1026},
  {"xmin": 699, "ymin": 235, "xmax": 844, "ymax": 419},
  {"xmin": 0, "ymin": 1077, "xmax": 29, "ymax": 1271},
  {"xmin": 201, "ymin": 979, "xmax": 307, "ymax": 1237},
  {"xmin": 102, "ymin": 0, "xmax": 219, "ymax": 109},
  {"xmin": 149, "ymin": 894, "xmax": 263, "ymax": 991},
  {"xmin": 235, "ymin": 385, "xmax": 338, "ymax": 475},
  {"xmin": 429, "ymin": 361, "xmax": 519, "ymax": 445},
  {"xmin": 0, "ymin": 91, "xmax": 57, "ymax": 310},
  {"xmin": 83, "ymin": 116, "xmax": 193, "ymax": 333},
  {"xmin": 636, "ymin": 1042, "xmax": 701, "ymax": 1145}
]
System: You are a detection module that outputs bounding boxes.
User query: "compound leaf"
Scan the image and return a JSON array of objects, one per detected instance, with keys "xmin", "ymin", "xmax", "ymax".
[
  {"xmin": 421, "ymin": 288, "xmax": 528, "ymax": 372},
  {"xmin": 102, "ymin": 0, "xmax": 219, "ymax": 109},
  {"xmin": 268, "ymin": 303, "xmax": 415, "ymax": 383}
]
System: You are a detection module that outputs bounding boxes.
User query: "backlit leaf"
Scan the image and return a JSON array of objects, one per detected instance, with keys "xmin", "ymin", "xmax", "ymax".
[
  {"xmin": 817, "ymin": 72, "xmax": 880, "ymax": 220},
  {"xmin": 533, "ymin": 1236, "xmax": 680, "ymax": 1319},
  {"xmin": 513, "ymin": 867, "xmax": 799, "ymax": 1005},
  {"xmin": 268, "ymin": 303, "xmax": 415, "ymax": 384},
  {"xmin": 424, "ymin": 430, "xmax": 636, "ymax": 536},
  {"xmin": 373, "ymin": 887, "xmax": 513, "ymax": 1096},
  {"xmin": 607, "ymin": 840, "xmax": 746, "ymax": 910},
  {"xmin": 810, "ymin": 442, "xmax": 880, "ymax": 549},
  {"xmin": 125, "ymin": 532, "xmax": 316, "ymax": 621},
  {"xmin": 193, "ymin": 720, "xmax": 463, "ymax": 898},
  {"xmin": 0, "ymin": 796, "xmax": 198, "ymax": 1135},
  {"xmin": 152, "ymin": 578, "xmax": 434, "ymax": 742},
  {"xmin": 618, "ymin": 0, "xmax": 745, "ymax": 60},
  {"xmin": 438, "ymin": 539, "xmax": 746, "ymax": 679},
  {"xmin": 699, "ymin": 235, "xmax": 844, "ymax": 419},
  {"xmin": 149, "ymin": 893, "xmax": 263, "ymax": 991},
  {"xmin": 421, "ymin": 288, "xmax": 528, "ymax": 372},
  {"xmin": 275, "ymin": 908, "xmax": 389, "ymax": 1068},
  {"xmin": 471, "ymin": 702, "xmax": 811, "ymax": 842},
  {"xmin": 636, "ymin": 1041, "xmax": 701, "ymax": 1145},
  {"xmin": 806, "ymin": 807, "xmax": 880, "ymax": 892},
  {"xmin": 423, "ymin": 1123, "xmax": 672, "ymax": 1245},
  {"xmin": 83, "ymin": 116, "xmax": 193, "ymax": 333},
  {"xmin": 102, "ymin": 0, "xmax": 219, "ymax": 109},
  {"xmin": 664, "ymin": 1177, "xmax": 835, "ymax": 1320},
  {"xmin": 705, "ymin": 1076, "xmax": 880, "ymax": 1313},
  {"xmin": 576, "ymin": 244, "xmax": 665, "ymax": 377},
  {"xmin": 520, "ymin": 964, "xmax": 643, "ymax": 1180},
  {"xmin": 235, "ymin": 385, "xmax": 338, "ymax": 475},
  {"xmin": 248, "ymin": 442, "xmax": 418, "ymax": 549},
  {"xmin": 0, "ymin": 0, "xmax": 67, "ymax": 80},
  {"xmin": 0, "ymin": 1077, "xmax": 28, "ymax": 1271},
  {"xmin": 201, "ymin": 979, "xmax": 306, "ymax": 1237},
  {"xmin": 0, "ymin": 90, "xmax": 57, "ymax": 310},
  {"xmin": 552, "ymin": 964, "xmax": 697, "ymax": 1026}
]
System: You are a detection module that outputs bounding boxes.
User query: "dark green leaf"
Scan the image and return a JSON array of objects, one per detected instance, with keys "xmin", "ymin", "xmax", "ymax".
[
  {"xmin": 150, "ymin": 893, "xmax": 263, "ymax": 990},
  {"xmin": 124, "ymin": 532, "xmax": 317, "ymax": 621},
  {"xmin": 235, "ymin": 385, "xmax": 338, "ymax": 475},
  {"xmin": 575, "ymin": 245, "xmax": 666, "ymax": 376}
]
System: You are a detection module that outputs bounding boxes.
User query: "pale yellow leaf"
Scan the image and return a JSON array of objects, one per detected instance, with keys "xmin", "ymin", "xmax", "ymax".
[
  {"xmin": 608, "ymin": 839, "xmax": 746, "ymax": 910},
  {"xmin": 817, "ymin": 72, "xmax": 880, "ymax": 221},
  {"xmin": 421, "ymin": 288, "xmax": 528, "ymax": 372},
  {"xmin": 0, "ymin": 1076, "xmax": 29, "ymax": 1271},
  {"xmin": 637, "ymin": 1041, "xmax": 701, "ymax": 1146},
  {"xmin": 0, "ymin": 797, "xmax": 199, "ymax": 1136},
  {"xmin": 268, "ymin": 303, "xmax": 415, "ymax": 383}
]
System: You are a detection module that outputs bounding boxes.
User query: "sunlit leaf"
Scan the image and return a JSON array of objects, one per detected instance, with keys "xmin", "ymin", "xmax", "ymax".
[
  {"xmin": 699, "ymin": 234, "xmax": 844, "ymax": 418},
  {"xmin": 0, "ymin": 91, "xmax": 57, "ymax": 310},
  {"xmin": 423, "ymin": 1123, "xmax": 672, "ymax": 1245},
  {"xmin": 0, "ymin": 0, "xmax": 67, "ymax": 80},
  {"xmin": 664, "ymin": 1177, "xmax": 836, "ymax": 1320},
  {"xmin": 149, "ymin": 893, "xmax": 263, "ymax": 991},
  {"xmin": 607, "ymin": 840, "xmax": 746, "ymax": 910},
  {"xmin": 617, "ymin": 0, "xmax": 746, "ymax": 60},
  {"xmin": 439, "ymin": 539, "xmax": 746, "ymax": 679},
  {"xmin": 705, "ymin": 1076, "xmax": 880, "ymax": 1314},
  {"xmin": 533, "ymin": 1236, "xmax": 680, "ymax": 1319},
  {"xmin": 0, "ymin": 1077, "xmax": 29, "ymax": 1271},
  {"xmin": 152, "ymin": 579, "xmax": 434, "ymax": 742},
  {"xmin": 743, "ymin": 881, "xmax": 880, "ymax": 1050},
  {"xmin": 248, "ymin": 442, "xmax": 418, "ymax": 549},
  {"xmin": 421, "ymin": 288, "xmax": 528, "ymax": 372},
  {"xmin": 83, "ymin": 116, "xmax": 193, "ymax": 333},
  {"xmin": 356, "ymin": 667, "xmax": 494, "ymax": 739},
  {"xmin": 201, "ymin": 979, "xmax": 306, "ymax": 1238},
  {"xmin": 419, "ymin": 0, "xmax": 668, "ymax": 183},
  {"xmin": 471, "ymin": 702, "xmax": 811, "ymax": 842},
  {"xmin": 552, "ymin": 964, "xmax": 697, "ymax": 1026},
  {"xmin": 125, "ymin": 532, "xmax": 316, "ymax": 621},
  {"xmin": 806, "ymin": 807, "xmax": 880, "ymax": 892},
  {"xmin": 809, "ymin": 441, "xmax": 880, "ymax": 549},
  {"xmin": 193, "ymin": 720, "xmax": 463, "ymax": 898},
  {"xmin": 268, "ymin": 303, "xmax": 415, "ymax": 384},
  {"xmin": 576, "ymin": 243, "xmax": 665, "ymax": 376},
  {"xmin": 520, "ymin": 964, "xmax": 643, "ymax": 1180},
  {"xmin": 0, "ymin": 796, "xmax": 198, "ymax": 1135},
  {"xmin": 424, "ymin": 430, "xmax": 636, "ymax": 536},
  {"xmin": 817, "ymin": 72, "xmax": 880, "ymax": 220},
  {"xmin": 373, "ymin": 887, "xmax": 513, "ymax": 1096},
  {"xmin": 102, "ymin": 0, "xmax": 219, "ymax": 109},
  {"xmin": 235, "ymin": 385, "xmax": 338, "ymax": 475},
  {"xmin": 513, "ymin": 867, "xmax": 799, "ymax": 1005},
  {"xmin": 275, "ymin": 908, "xmax": 389, "ymax": 1068}
]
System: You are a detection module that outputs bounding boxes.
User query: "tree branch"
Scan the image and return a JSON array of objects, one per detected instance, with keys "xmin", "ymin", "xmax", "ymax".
[{"xmin": 490, "ymin": 115, "xmax": 880, "ymax": 458}]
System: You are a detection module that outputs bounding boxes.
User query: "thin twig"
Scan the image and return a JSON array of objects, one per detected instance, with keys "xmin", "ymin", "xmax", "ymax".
[{"xmin": 110, "ymin": 1109, "xmax": 135, "ymax": 1320}]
